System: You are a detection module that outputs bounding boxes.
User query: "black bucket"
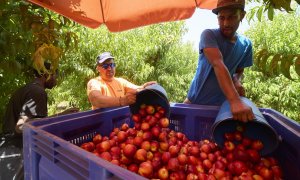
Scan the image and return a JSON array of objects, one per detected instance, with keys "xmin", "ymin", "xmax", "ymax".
[
  {"xmin": 129, "ymin": 84, "xmax": 170, "ymax": 118},
  {"xmin": 212, "ymin": 97, "xmax": 279, "ymax": 155}
]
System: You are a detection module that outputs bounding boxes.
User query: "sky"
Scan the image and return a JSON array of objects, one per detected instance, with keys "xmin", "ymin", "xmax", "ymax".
[{"xmin": 183, "ymin": 9, "xmax": 251, "ymax": 50}]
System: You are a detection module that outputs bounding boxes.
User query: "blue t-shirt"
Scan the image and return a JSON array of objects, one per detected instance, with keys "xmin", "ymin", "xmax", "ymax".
[{"xmin": 187, "ymin": 29, "xmax": 253, "ymax": 106}]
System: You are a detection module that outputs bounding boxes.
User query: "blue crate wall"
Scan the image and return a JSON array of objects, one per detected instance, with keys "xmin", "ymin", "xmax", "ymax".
[{"xmin": 23, "ymin": 104, "xmax": 300, "ymax": 180}]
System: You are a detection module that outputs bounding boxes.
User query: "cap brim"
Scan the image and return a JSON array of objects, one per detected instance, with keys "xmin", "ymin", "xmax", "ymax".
[
  {"xmin": 97, "ymin": 56, "xmax": 114, "ymax": 64},
  {"xmin": 212, "ymin": 5, "xmax": 244, "ymax": 14}
]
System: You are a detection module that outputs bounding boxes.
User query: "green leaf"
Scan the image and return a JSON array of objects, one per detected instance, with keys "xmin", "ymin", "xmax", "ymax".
[
  {"xmin": 269, "ymin": 54, "xmax": 281, "ymax": 76},
  {"xmin": 259, "ymin": 53, "xmax": 271, "ymax": 72},
  {"xmin": 267, "ymin": 5, "xmax": 274, "ymax": 21},
  {"xmin": 256, "ymin": 6, "xmax": 264, "ymax": 22},
  {"xmin": 280, "ymin": 55, "xmax": 294, "ymax": 80},
  {"xmin": 295, "ymin": 55, "xmax": 300, "ymax": 77},
  {"xmin": 255, "ymin": 49, "xmax": 268, "ymax": 68}
]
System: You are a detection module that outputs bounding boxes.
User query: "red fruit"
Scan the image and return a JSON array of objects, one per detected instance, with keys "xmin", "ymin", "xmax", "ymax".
[
  {"xmin": 138, "ymin": 109, "xmax": 147, "ymax": 117},
  {"xmin": 186, "ymin": 173, "xmax": 198, "ymax": 180},
  {"xmin": 224, "ymin": 132, "xmax": 235, "ymax": 141},
  {"xmin": 110, "ymin": 159, "xmax": 119, "ymax": 166},
  {"xmin": 120, "ymin": 123, "xmax": 129, "ymax": 131},
  {"xmin": 224, "ymin": 141, "xmax": 235, "ymax": 152},
  {"xmin": 178, "ymin": 154, "xmax": 188, "ymax": 165},
  {"xmin": 148, "ymin": 116, "xmax": 158, "ymax": 127},
  {"xmin": 135, "ymin": 149, "xmax": 147, "ymax": 162},
  {"xmin": 225, "ymin": 152, "xmax": 235, "ymax": 162},
  {"xmin": 96, "ymin": 140, "xmax": 111, "ymax": 152},
  {"xmin": 141, "ymin": 122, "xmax": 150, "ymax": 131},
  {"xmin": 154, "ymin": 112, "xmax": 163, "ymax": 119},
  {"xmin": 147, "ymin": 151, "xmax": 154, "ymax": 160},
  {"xmin": 141, "ymin": 141, "xmax": 151, "ymax": 151},
  {"xmin": 158, "ymin": 108, "xmax": 166, "ymax": 116},
  {"xmin": 246, "ymin": 149, "xmax": 260, "ymax": 162},
  {"xmin": 109, "ymin": 139, "xmax": 116, "ymax": 146},
  {"xmin": 134, "ymin": 122, "xmax": 141, "ymax": 130},
  {"xmin": 259, "ymin": 167, "xmax": 274, "ymax": 180},
  {"xmin": 188, "ymin": 155, "xmax": 199, "ymax": 166},
  {"xmin": 267, "ymin": 157, "xmax": 279, "ymax": 166},
  {"xmin": 151, "ymin": 126, "xmax": 161, "ymax": 138},
  {"xmin": 92, "ymin": 134, "xmax": 102, "ymax": 145},
  {"xmin": 150, "ymin": 141, "xmax": 159, "ymax": 152},
  {"xmin": 100, "ymin": 151, "xmax": 111, "ymax": 161},
  {"xmin": 214, "ymin": 160, "xmax": 226, "ymax": 170},
  {"xmin": 159, "ymin": 117, "xmax": 170, "ymax": 128},
  {"xmin": 132, "ymin": 113, "xmax": 141, "ymax": 122},
  {"xmin": 123, "ymin": 144, "xmax": 137, "ymax": 158},
  {"xmin": 198, "ymin": 173, "xmax": 208, "ymax": 180},
  {"xmin": 189, "ymin": 146, "xmax": 200, "ymax": 156},
  {"xmin": 271, "ymin": 165, "xmax": 283, "ymax": 178},
  {"xmin": 180, "ymin": 146, "xmax": 189, "ymax": 155},
  {"xmin": 199, "ymin": 152, "xmax": 208, "ymax": 160},
  {"xmin": 234, "ymin": 131, "xmax": 243, "ymax": 141},
  {"xmin": 142, "ymin": 131, "xmax": 152, "ymax": 141},
  {"xmin": 152, "ymin": 157, "xmax": 162, "ymax": 170},
  {"xmin": 233, "ymin": 149, "xmax": 249, "ymax": 161},
  {"xmin": 252, "ymin": 174, "xmax": 264, "ymax": 180},
  {"xmin": 127, "ymin": 128, "xmax": 136, "ymax": 136},
  {"xmin": 117, "ymin": 131, "xmax": 127, "ymax": 143},
  {"xmin": 110, "ymin": 146, "xmax": 121, "ymax": 156},
  {"xmin": 208, "ymin": 153, "xmax": 217, "ymax": 163},
  {"xmin": 133, "ymin": 136, "xmax": 143, "ymax": 147},
  {"xmin": 169, "ymin": 145, "xmax": 180, "ymax": 157},
  {"xmin": 158, "ymin": 131, "xmax": 168, "ymax": 142},
  {"xmin": 127, "ymin": 164, "xmax": 139, "ymax": 173},
  {"xmin": 138, "ymin": 161, "xmax": 153, "ymax": 178},
  {"xmin": 232, "ymin": 160, "xmax": 248, "ymax": 176},
  {"xmin": 120, "ymin": 154, "xmax": 132, "ymax": 165},
  {"xmin": 80, "ymin": 142, "xmax": 95, "ymax": 152},
  {"xmin": 145, "ymin": 105, "xmax": 155, "ymax": 115},
  {"xmin": 161, "ymin": 152, "xmax": 171, "ymax": 164},
  {"xmin": 159, "ymin": 141, "xmax": 169, "ymax": 151},
  {"xmin": 169, "ymin": 172, "xmax": 181, "ymax": 180},
  {"xmin": 251, "ymin": 140, "xmax": 264, "ymax": 151},
  {"xmin": 200, "ymin": 143, "xmax": 212, "ymax": 153},
  {"xmin": 158, "ymin": 167, "xmax": 169, "ymax": 180},
  {"xmin": 167, "ymin": 158, "xmax": 179, "ymax": 171},
  {"xmin": 212, "ymin": 168, "xmax": 226, "ymax": 179},
  {"xmin": 242, "ymin": 137, "xmax": 252, "ymax": 147},
  {"xmin": 203, "ymin": 159, "xmax": 213, "ymax": 170}
]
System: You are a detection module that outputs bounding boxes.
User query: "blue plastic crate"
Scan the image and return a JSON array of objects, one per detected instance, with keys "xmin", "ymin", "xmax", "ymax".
[{"xmin": 23, "ymin": 104, "xmax": 300, "ymax": 180}]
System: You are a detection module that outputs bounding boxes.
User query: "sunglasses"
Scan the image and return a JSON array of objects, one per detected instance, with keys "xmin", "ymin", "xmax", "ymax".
[{"xmin": 101, "ymin": 63, "xmax": 116, "ymax": 69}]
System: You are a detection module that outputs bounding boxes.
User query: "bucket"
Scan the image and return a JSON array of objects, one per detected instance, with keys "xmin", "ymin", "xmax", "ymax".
[
  {"xmin": 129, "ymin": 84, "xmax": 170, "ymax": 118},
  {"xmin": 212, "ymin": 97, "xmax": 279, "ymax": 155}
]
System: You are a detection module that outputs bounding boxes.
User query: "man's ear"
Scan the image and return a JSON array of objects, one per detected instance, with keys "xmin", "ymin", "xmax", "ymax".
[{"xmin": 240, "ymin": 11, "xmax": 246, "ymax": 21}]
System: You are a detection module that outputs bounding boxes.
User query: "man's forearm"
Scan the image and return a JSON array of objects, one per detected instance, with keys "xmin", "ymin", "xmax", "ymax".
[
  {"xmin": 213, "ymin": 63, "xmax": 240, "ymax": 103},
  {"xmin": 89, "ymin": 93, "xmax": 120, "ymax": 109}
]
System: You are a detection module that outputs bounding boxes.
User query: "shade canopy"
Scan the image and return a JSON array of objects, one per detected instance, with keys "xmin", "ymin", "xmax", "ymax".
[{"xmin": 28, "ymin": 0, "xmax": 217, "ymax": 32}]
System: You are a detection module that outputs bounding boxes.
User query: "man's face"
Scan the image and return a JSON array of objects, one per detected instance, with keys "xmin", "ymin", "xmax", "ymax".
[
  {"xmin": 97, "ymin": 59, "xmax": 116, "ymax": 81},
  {"xmin": 217, "ymin": 8, "xmax": 245, "ymax": 40}
]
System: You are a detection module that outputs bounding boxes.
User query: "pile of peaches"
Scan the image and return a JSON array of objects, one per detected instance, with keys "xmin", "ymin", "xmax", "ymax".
[{"xmin": 80, "ymin": 104, "xmax": 283, "ymax": 180}]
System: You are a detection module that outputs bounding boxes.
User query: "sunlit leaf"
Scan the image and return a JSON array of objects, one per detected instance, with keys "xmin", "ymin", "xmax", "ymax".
[
  {"xmin": 295, "ymin": 55, "xmax": 300, "ymax": 77},
  {"xmin": 267, "ymin": 5, "xmax": 274, "ymax": 21},
  {"xmin": 280, "ymin": 55, "xmax": 294, "ymax": 80}
]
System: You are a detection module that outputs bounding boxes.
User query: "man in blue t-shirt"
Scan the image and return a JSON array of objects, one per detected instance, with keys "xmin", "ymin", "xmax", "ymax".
[{"xmin": 184, "ymin": 0, "xmax": 254, "ymax": 122}]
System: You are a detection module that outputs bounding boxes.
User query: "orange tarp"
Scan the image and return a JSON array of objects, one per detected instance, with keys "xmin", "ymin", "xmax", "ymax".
[{"xmin": 28, "ymin": 0, "xmax": 217, "ymax": 32}]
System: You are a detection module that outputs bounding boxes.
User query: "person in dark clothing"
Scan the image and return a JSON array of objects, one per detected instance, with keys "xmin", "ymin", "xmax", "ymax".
[{"xmin": 1, "ymin": 62, "xmax": 77, "ymax": 180}]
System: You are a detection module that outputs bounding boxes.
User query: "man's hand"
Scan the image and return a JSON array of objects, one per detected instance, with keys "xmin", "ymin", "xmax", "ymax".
[
  {"xmin": 142, "ymin": 81, "xmax": 157, "ymax": 88},
  {"xmin": 60, "ymin": 107, "xmax": 80, "ymax": 115},
  {"xmin": 121, "ymin": 91, "xmax": 137, "ymax": 106},
  {"xmin": 230, "ymin": 100, "xmax": 254, "ymax": 122}
]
